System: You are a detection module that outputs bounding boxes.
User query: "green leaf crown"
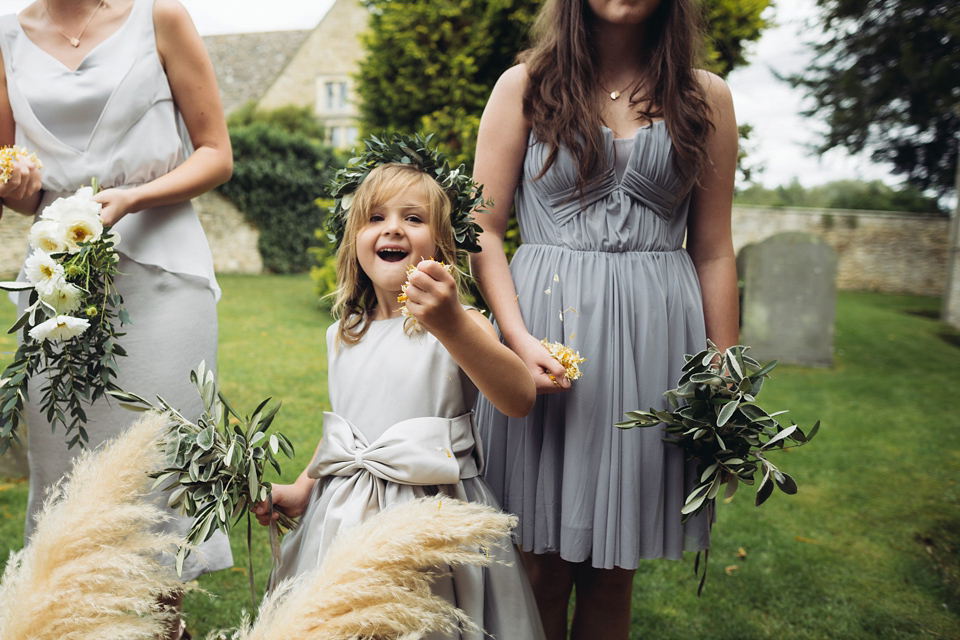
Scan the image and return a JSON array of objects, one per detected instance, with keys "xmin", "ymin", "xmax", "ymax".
[{"xmin": 325, "ymin": 132, "xmax": 487, "ymax": 254}]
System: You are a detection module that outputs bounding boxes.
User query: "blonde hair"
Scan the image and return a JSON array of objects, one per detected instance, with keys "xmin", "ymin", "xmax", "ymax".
[{"xmin": 332, "ymin": 163, "xmax": 466, "ymax": 345}]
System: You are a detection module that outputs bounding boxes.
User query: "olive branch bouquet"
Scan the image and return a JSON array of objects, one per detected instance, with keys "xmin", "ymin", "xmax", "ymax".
[
  {"xmin": 617, "ymin": 341, "xmax": 819, "ymax": 593},
  {"xmin": 1, "ymin": 183, "xmax": 127, "ymax": 452},
  {"xmin": 109, "ymin": 361, "xmax": 295, "ymax": 603}
]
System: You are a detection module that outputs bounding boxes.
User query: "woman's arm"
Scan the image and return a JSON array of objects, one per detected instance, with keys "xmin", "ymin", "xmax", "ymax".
[
  {"xmin": 471, "ymin": 64, "xmax": 569, "ymax": 393},
  {"xmin": 93, "ymin": 0, "xmax": 232, "ymax": 226},
  {"xmin": 686, "ymin": 71, "xmax": 740, "ymax": 354},
  {"xmin": 0, "ymin": 50, "xmax": 44, "ymax": 216}
]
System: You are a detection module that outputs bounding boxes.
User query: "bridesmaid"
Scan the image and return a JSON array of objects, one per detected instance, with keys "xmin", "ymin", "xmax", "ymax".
[
  {"xmin": 0, "ymin": 0, "xmax": 233, "ymax": 637},
  {"xmin": 471, "ymin": 0, "xmax": 740, "ymax": 638}
]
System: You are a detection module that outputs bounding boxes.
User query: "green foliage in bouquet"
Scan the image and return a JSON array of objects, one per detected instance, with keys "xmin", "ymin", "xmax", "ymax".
[
  {"xmin": 618, "ymin": 342, "xmax": 819, "ymax": 521},
  {"xmin": 109, "ymin": 362, "xmax": 295, "ymax": 581},
  {"xmin": 1, "ymin": 185, "xmax": 127, "ymax": 452},
  {"xmin": 617, "ymin": 342, "xmax": 819, "ymax": 594}
]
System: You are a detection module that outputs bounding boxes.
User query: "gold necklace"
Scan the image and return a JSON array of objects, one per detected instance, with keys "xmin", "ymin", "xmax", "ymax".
[
  {"xmin": 43, "ymin": 0, "xmax": 105, "ymax": 48},
  {"xmin": 600, "ymin": 78, "xmax": 637, "ymax": 101}
]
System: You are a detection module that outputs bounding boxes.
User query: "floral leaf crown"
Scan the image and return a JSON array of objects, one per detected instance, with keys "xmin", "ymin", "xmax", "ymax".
[{"xmin": 325, "ymin": 132, "xmax": 486, "ymax": 254}]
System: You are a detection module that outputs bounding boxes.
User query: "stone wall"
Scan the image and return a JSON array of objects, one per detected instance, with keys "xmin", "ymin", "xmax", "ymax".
[
  {"xmin": 732, "ymin": 206, "xmax": 950, "ymax": 297},
  {"xmin": 0, "ymin": 192, "xmax": 260, "ymax": 279}
]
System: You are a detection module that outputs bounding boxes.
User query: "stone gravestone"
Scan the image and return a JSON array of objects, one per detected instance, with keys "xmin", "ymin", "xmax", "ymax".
[{"xmin": 738, "ymin": 231, "xmax": 837, "ymax": 367}]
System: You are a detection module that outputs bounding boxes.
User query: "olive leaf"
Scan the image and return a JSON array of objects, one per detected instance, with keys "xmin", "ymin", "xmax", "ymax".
[
  {"xmin": 108, "ymin": 360, "xmax": 296, "ymax": 601},
  {"xmin": 617, "ymin": 341, "xmax": 820, "ymax": 594},
  {"xmin": 1, "ymin": 224, "xmax": 126, "ymax": 453}
]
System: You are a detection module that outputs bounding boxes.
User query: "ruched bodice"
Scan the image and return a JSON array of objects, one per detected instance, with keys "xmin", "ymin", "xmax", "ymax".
[
  {"xmin": 515, "ymin": 122, "xmax": 690, "ymax": 253},
  {"xmin": 475, "ymin": 123, "xmax": 712, "ymax": 570}
]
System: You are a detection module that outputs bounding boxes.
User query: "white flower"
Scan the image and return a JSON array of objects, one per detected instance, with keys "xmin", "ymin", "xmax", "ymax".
[
  {"xmin": 28, "ymin": 315, "xmax": 90, "ymax": 342},
  {"xmin": 38, "ymin": 188, "xmax": 104, "ymax": 254},
  {"xmin": 59, "ymin": 209, "xmax": 104, "ymax": 254},
  {"xmin": 39, "ymin": 281, "xmax": 84, "ymax": 315},
  {"xmin": 29, "ymin": 219, "xmax": 68, "ymax": 254},
  {"xmin": 24, "ymin": 251, "xmax": 63, "ymax": 285}
]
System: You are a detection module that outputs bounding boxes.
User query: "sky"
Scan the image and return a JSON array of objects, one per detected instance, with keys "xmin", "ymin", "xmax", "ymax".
[{"xmin": 0, "ymin": 0, "xmax": 900, "ymax": 190}]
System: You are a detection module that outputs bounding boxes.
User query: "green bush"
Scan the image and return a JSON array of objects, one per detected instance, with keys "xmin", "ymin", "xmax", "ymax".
[{"xmin": 218, "ymin": 123, "xmax": 342, "ymax": 273}]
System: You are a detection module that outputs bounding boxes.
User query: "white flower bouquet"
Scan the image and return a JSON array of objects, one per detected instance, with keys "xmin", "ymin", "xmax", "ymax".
[{"xmin": 1, "ymin": 184, "xmax": 127, "ymax": 452}]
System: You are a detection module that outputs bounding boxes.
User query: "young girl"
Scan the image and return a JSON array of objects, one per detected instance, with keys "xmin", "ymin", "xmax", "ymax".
[
  {"xmin": 471, "ymin": 0, "xmax": 740, "ymax": 637},
  {"xmin": 254, "ymin": 156, "xmax": 545, "ymax": 640}
]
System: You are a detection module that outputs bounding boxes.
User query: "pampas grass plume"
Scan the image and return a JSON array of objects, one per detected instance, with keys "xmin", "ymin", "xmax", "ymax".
[
  {"xmin": 232, "ymin": 496, "xmax": 516, "ymax": 640},
  {"xmin": 0, "ymin": 412, "xmax": 185, "ymax": 640}
]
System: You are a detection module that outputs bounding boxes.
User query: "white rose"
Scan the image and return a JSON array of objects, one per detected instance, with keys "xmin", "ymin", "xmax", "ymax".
[
  {"xmin": 28, "ymin": 315, "xmax": 90, "ymax": 342},
  {"xmin": 39, "ymin": 281, "xmax": 84, "ymax": 315},
  {"xmin": 24, "ymin": 251, "xmax": 63, "ymax": 285},
  {"xmin": 29, "ymin": 219, "xmax": 68, "ymax": 254},
  {"xmin": 59, "ymin": 208, "xmax": 104, "ymax": 254}
]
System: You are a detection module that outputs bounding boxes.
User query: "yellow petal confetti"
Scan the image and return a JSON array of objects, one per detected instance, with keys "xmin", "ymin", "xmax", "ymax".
[
  {"xmin": 725, "ymin": 565, "xmax": 739, "ymax": 576},
  {"xmin": 0, "ymin": 145, "xmax": 42, "ymax": 184},
  {"xmin": 541, "ymin": 339, "xmax": 585, "ymax": 381},
  {"xmin": 397, "ymin": 260, "xmax": 454, "ymax": 328}
]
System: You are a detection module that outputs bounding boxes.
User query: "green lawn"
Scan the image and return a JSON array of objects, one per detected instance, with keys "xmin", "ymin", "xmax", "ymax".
[{"xmin": 2, "ymin": 277, "xmax": 959, "ymax": 639}]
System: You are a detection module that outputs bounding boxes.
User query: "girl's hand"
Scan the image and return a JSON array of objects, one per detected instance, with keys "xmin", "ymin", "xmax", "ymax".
[
  {"xmin": 509, "ymin": 332, "xmax": 571, "ymax": 394},
  {"xmin": 0, "ymin": 155, "xmax": 42, "ymax": 202},
  {"xmin": 93, "ymin": 187, "xmax": 137, "ymax": 227},
  {"xmin": 252, "ymin": 482, "xmax": 311, "ymax": 527},
  {"xmin": 403, "ymin": 259, "xmax": 462, "ymax": 332}
]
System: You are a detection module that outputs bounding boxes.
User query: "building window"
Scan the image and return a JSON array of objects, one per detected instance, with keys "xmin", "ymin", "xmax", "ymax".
[{"xmin": 324, "ymin": 81, "xmax": 349, "ymax": 112}]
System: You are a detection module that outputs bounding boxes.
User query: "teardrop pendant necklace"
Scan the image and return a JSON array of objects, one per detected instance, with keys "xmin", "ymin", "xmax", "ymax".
[{"xmin": 43, "ymin": 0, "xmax": 105, "ymax": 48}]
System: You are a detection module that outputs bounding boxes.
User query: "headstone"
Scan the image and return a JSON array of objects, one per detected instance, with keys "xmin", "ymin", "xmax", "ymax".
[{"xmin": 738, "ymin": 231, "xmax": 837, "ymax": 367}]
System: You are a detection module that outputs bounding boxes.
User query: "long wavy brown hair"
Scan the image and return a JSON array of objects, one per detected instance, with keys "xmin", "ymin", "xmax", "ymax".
[{"xmin": 520, "ymin": 0, "xmax": 713, "ymax": 198}]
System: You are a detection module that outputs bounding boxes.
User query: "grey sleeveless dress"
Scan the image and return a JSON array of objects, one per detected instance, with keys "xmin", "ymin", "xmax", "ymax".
[
  {"xmin": 273, "ymin": 318, "xmax": 545, "ymax": 640},
  {"xmin": 474, "ymin": 123, "xmax": 713, "ymax": 570},
  {"xmin": 0, "ymin": 0, "xmax": 232, "ymax": 579}
]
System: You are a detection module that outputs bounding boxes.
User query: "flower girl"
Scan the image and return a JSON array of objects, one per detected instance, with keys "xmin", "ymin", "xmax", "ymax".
[{"xmin": 254, "ymin": 139, "xmax": 545, "ymax": 640}]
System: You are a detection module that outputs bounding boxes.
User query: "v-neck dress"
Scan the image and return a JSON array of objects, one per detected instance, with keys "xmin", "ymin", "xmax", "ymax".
[
  {"xmin": 473, "ymin": 123, "xmax": 713, "ymax": 570},
  {"xmin": 272, "ymin": 317, "xmax": 545, "ymax": 640},
  {"xmin": 0, "ymin": 0, "xmax": 232, "ymax": 580}
]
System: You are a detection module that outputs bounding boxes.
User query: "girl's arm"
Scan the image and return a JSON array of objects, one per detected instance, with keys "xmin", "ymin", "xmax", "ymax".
[
  {"xmin": 93, "ymin": 0, "xmax": 232, "ymax": 226},
  {"xmin": 405, "ymin": 260, "xmax": 535, "ymax": 417},
  {"xmin": 471, "ymin": 64, "xmax": 569, "ymax": 394},
  {"xmin": 0, "ymin": 50, "xmax": 44, "ymax": 216},
  {"xmin": 253, "ymin": 440, "xmax": 322, "ymax": 526},
  {"xmin": 686, "ymin": 71, "xmax": 740, "ymax": 354}
]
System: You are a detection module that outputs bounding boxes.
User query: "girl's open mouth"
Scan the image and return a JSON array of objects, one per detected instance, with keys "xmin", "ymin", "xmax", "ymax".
[{"xmin": 377, "ymin": 248, "xmax": 409, "ymax": 262}]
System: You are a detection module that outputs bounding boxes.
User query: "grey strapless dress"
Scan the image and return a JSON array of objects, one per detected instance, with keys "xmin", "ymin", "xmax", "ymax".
[
  {"xmin": 474, "ymin": 123, "xmax": 713, "ymax": 570},
  {"xmin": 0, "ymin": 0, "xmax": 232, "ymax": 579},
  {"xmin": 273, "ymin": 318, "xmax": 545, "ymax": 640}
]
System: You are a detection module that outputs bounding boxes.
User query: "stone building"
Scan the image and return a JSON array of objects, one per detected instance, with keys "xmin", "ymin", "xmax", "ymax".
[{"xmin": 203, "ymin": 0, "xmax": 369, "ymax": 149}]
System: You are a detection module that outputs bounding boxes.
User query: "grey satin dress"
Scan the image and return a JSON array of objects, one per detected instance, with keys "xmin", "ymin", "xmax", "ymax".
[
  {"xmin": 474, "ymin": 123, "xmax": 713, "ymax": 570},
  {"xmin": 273, "ymin": 318, "xmax": 545, "ymax": 640},
  {"xmin": 0, "ymin": 0, "xmax": 232, "ymax": 579}
]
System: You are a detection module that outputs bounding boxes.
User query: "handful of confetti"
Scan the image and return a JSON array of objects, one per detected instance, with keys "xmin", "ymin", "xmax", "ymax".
[
  {"xmin": 397, "ymin": 259, "xmax": 454, "ymax": 328},
  {"xmin": 0, "ymin": 145, "xmax": 42, "ymax": 183},
  {"xmin": 541, "ymin": 339, "xmax": 585, "ymax": 382}
]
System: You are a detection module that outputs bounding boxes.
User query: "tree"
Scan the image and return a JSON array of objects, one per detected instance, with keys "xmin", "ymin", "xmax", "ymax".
[
  {"xmin": 219, "ymin": 122, "xmax": 342, "ymax": 273},
  {"xmin": 788, "ymin": 0, "xmax": 960, "ymax": 199},
  {"xmin": 355, "ymin": 0, "xmax": 771, "ymax": 167}
]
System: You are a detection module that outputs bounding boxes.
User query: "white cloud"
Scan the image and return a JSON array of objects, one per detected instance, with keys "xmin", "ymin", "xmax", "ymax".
[{"xmin": 726, "ymin": 0, "xmax": 898, "ymax": 189}]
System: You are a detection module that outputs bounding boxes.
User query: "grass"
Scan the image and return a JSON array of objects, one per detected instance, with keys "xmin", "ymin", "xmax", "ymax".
[{"xmin": 2, "ymin": 277, "xmax": 960, "ymax": 639}]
